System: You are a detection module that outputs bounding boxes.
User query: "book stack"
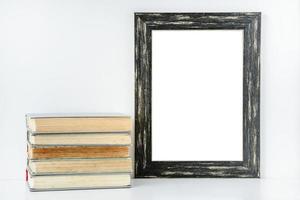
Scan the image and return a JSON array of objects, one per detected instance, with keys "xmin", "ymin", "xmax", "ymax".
[{"xmin": 26, "ymin": 114, "xmax": 132, "ymax": 191}]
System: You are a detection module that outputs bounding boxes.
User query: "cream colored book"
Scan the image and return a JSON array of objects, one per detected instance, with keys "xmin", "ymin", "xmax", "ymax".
[
  {"xmin": 28, "ymin": 133, "xmax": 131, "ymax": 145},
  {"xmin": 28, "ymin": 158, "xmax": 132, "ymax": 175},
  {"xmin": 26, "ymin": 113, "xmax": 132, "ymax": 133},
  {"xmin": 27, "ymin": 173, "xmax": 131, "ymax": 191}
]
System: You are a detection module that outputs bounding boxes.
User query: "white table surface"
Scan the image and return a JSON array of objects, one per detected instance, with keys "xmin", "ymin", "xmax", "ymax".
[{"xmin": 1, "ymin": 178, "xmax": 300, "ymax": 200}]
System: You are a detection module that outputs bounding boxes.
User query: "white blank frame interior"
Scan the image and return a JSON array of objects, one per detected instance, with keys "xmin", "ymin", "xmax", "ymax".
[{"xmin": 152, "ymin": 30, "xmax": 244, "ymax": 161}]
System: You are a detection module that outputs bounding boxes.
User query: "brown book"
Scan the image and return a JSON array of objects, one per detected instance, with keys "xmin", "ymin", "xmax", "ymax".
[
  {"xmin": 27, "ymin": 144, "xmax": 130, "ymax": 159},
  {"xmin": 26, "ymin": 114, "xmax": 132, "ymax": 133},
  {"xmin": 28, "ymin": 158, "xmax": 132, "ymax": 175}
]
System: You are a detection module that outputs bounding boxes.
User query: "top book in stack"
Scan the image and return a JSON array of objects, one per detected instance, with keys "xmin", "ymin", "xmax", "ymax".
[{"xmin": 26, "ymin": 113, "xmax": 132, "ymax": 134}]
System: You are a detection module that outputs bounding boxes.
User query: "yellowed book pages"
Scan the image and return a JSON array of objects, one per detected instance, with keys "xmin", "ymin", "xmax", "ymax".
[
  {"xmin": 28, "ymin": 158, "xmax": 132, "ymax": 175},
  {"xmin": 27, "ymin": 144, "xmax": 130, "ymax": 159},
  {"xmin": 28, "ymin": 133, "xmax": 131, "ymax": 145},
  {"xmin": 28, "ymin": 173, "xmax": 131, "ymax": 190},
  {"xmin": 26, "ymin": 114, "xmax": 132, "ymax": 133}
]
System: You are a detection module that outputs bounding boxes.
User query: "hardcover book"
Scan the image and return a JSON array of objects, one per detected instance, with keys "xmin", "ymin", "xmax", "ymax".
[
  {"xmin": 28, "ymin": 158, "xmax": 132, "ymax": 175},
  {"xmin": 28, "ymin": 132, "xmax": 131, "ymax": 146},
  {"xmin": 26, "ymin": 113, "xmax": 132, "ymax": 133},
  {"xmin": 27, "ymin": 172, "xmax": 131, "ymax": 191},
  {"xmin": 27, "ymin": 144, "xmax": 130, "ymax": 159}
]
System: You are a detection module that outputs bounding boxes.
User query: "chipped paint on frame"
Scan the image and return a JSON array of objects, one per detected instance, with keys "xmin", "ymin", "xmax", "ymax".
[{"xmin": 135, "ymin": 12, "xmax": 261, "ymax": 178}]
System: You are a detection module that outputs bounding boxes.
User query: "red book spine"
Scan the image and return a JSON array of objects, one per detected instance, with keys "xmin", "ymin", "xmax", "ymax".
[{"xmin": 26, "ymin": 143, "xmax": 28, "ymax": 181}]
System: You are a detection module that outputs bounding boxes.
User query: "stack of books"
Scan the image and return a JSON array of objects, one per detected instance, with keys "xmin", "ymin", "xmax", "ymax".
[{"xmin": 26, "ymin": 114, "xmax": 132, "ymax": 191}]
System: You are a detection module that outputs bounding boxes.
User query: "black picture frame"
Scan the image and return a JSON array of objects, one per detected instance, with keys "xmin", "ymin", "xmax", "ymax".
[{"xmin": 135, "ymin": 12, "xmax": 261, "ymax": 178}]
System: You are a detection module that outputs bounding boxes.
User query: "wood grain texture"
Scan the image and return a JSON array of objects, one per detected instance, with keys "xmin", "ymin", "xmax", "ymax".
[
  {"xmin": 135, "ymin": 12, "xmax": 260, "ymax": 178},
  {"xmin": 28, "ymin": 145, "xmax": 130, "ymax": 159}
]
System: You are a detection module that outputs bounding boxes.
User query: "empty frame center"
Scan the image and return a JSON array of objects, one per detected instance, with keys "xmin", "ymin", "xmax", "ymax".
[{"xmin": 152, "ymin": 30, "xmax": 244, "ymax": 161}]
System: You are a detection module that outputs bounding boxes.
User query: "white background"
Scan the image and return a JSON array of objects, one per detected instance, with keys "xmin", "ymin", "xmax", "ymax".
[
  {"xmin": 152, "ymin": 30, "xmax": 243, "ymax": 161},
  {"xmin": 0, "ymin": 0, "xmax": 300, "ymax": 181}
]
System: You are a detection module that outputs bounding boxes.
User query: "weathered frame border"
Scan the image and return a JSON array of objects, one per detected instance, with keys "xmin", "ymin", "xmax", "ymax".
[{"xmin": 135, "ymin": 12, "xmax": 261, "ymax": 178}]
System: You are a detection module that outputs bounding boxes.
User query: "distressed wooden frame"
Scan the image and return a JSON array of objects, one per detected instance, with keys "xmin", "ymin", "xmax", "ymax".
[{"xmin": 135, "ymin": 12, "xmax": 261, "ymax": 178}]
